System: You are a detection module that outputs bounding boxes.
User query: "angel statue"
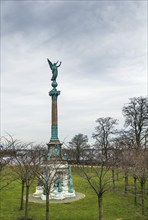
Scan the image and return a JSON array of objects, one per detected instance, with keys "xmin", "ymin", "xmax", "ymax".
[{"xmin": 47, "ymin": 58, "xmax": 62, "ymax": 81}]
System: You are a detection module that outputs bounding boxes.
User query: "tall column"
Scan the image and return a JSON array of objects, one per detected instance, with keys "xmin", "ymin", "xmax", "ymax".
[
  {"xmin": 46, "ymin": 59, "xmax": 62, "ymax": 161},
  {"xmin": 49, "ymin": 88, "xmax": 60, "ymax": 142}
]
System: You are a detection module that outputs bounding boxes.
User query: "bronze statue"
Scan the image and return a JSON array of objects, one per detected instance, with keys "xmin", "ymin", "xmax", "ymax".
[{"xmin": 47, "ymin": 59, "xmax": 62, "ymax": 81}]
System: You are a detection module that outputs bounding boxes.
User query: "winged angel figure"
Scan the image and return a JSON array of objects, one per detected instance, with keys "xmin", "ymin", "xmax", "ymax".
[{"xmin": 47, "ymin": 58, "xmax": 62, "ymax": 81}]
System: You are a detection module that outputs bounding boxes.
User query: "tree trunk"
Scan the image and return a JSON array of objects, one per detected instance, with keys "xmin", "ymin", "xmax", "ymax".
[
  {"xmin": 76, "ymin": 148, "xmax": 80, "ymax": 164},
  {"xmin": 116, "ymin": 166, "xmax": 119, "ymax": 181},
  {"xmin": 140, "ymin": 180, "xmax": 145, "ymax": 215},
  {"xmin": 116, "ymin": 170, "xmax": 119, "ymax": 181},
  {"xmin": 39, "ymin": 151, "xmax": 41, "ymax": 164},
  {"xmin": 46, "ymin": 192, "xmax": 50, "ymax": 220},
  {"xmin": 20, "ymin": 180, "xmax": 25, "ymax": 210},
  {"xmin": 133, "ymin": 176, "xmax": 137, "ymax": 205},
  {"xmin": 98, "ymin": 195, "xmax": 103, "ymax": 220},
  {"xmin": 104, "ymin": 148, "xmax": 108, "ymax": 161},
  {"xmin": 124, "ymin": 171, "xmax": 128, "ymax": 194},
  {"xmin": 25, "ymin": 185, "xmax": 29, "ymax": 218},
  {"xmin": 112, "ymin": 169, "xmax": 115, "ymax": 190}
]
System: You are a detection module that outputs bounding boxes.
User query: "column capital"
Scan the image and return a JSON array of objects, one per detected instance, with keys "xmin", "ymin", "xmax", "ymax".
[{"xmin": 49, "ymin": 88, "xmax": 60, "ymax": 100}]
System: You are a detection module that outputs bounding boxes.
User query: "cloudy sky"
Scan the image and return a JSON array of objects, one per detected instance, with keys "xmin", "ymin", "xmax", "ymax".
[{"xmin": 1, "ymin": 0, "xmax": 147, "ymax": 145}]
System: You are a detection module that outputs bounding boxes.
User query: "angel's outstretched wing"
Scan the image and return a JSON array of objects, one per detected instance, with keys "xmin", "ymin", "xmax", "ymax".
[{"xmin": 47, "ymin": 58, "xmax": 53, "ymax": 70}]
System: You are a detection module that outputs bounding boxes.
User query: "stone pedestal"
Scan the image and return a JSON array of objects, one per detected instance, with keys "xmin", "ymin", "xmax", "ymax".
[
  {"xmin": 33, "ymin": 161, "xmax": 75, "ymax": 200},
  {"xmin": 33, "ymin": 186, "xmax": 43, "ymax": 198}
]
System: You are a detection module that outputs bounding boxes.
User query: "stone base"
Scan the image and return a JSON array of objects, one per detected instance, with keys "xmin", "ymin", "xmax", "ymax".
[
  {"xmin": 33, "ymin": 162, "xmax": 75, "ymax": 201},
  {"xmin": 33, "ymin": 186, "xmax": 44, "ymax": 198},
  {"xmin": 41, "ymin": 190, "xmax": 76, "ymax": 200},
  {"xmin": 29, "ymin": 192, "xmax": 85, "ymax": 204},
  {"xmin": 33, "ymin": 185, "xmax": 76, "ymax": 201}
]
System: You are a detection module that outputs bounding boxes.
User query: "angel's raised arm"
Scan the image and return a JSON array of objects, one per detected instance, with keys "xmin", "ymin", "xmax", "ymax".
[{"xmin": 57, "ymin": 61, "xmax": 62, "ymax": 67}]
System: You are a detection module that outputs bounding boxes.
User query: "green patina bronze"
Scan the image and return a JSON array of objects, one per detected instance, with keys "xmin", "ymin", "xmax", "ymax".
[
  {"xmin": 50, "ymin": 125, "xmax": 59, "ymax": 142},
  {"xmin": 54, "ymin": 177, "xmax": 63, "ymax": 192},
  {"xmin": 49, "ymin": 88, "xmax": 60, "ymax": 100},
  {"xmin": 47, "ymin": 59, "xmax": 61, "ymax": 82},
  {"xmin": 54, "ymin": 144, "xmax": 60, "ymax": 157}
]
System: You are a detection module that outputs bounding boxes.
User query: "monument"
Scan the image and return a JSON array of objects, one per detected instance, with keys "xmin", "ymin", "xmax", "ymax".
[{"xmin": 33, "ymin": 59, "xmax": 75, "ymax": 200}]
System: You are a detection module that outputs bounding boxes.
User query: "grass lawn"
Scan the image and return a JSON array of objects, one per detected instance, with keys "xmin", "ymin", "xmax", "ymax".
[{"xmin": 0, "ymin": 168, "xmax": 148, "ymax": 220}]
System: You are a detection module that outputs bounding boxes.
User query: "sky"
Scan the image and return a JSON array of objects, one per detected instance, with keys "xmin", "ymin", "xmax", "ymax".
[{"xmin": 1, "ymin": 0, "xmax": 147, "ymax": 145}]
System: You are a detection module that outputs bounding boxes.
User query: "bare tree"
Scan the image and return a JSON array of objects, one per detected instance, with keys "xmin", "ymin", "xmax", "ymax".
[
  {"xmin": 92, "ymin": 117, "xmax": 119, "ymax": 191},
  {"xmin": 0, "ymin": 157, "xmax": 15, "ymax": 190},
  {"xmin": 130, "ymin": 148, "xmax": 148, "ymax": 215},
  {"xmin": 120, "ymin": 149, "xmax": 134, "ymax": 194},
  {"xmin": 10, "ymin": 142, "xmax": 40, "ymax": 219},
  {"xmin": 69, "ymin": 133, "xmax": 89, "ymax": 163},
  {"xmin": 0, "ymin": 136, "xmax": 18, "ymax": 190},
  {"xmin": 122, "ymin": 97, "xmax": 148, "ymax": 149},
  {"xmin": 78, "ymin": 155, "xmax": 115, "ymax": 220},
  {"xmin": 22, "ymin": 150, "xmax": 39, "ymax": 218},
  {"xmin": 92, "ymin": 117, "xmax": 118, "ymax": 160}
]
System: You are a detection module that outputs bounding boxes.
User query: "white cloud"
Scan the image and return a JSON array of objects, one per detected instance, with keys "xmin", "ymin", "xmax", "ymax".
[{"xmin": 1, "ymin": 0, "xmax": 147, "ymax": 144}]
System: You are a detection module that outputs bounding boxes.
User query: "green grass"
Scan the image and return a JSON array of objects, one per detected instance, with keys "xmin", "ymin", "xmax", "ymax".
[{"xmin": 0, "ymin": 168, "xmax": 148, "ymax": 220}]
